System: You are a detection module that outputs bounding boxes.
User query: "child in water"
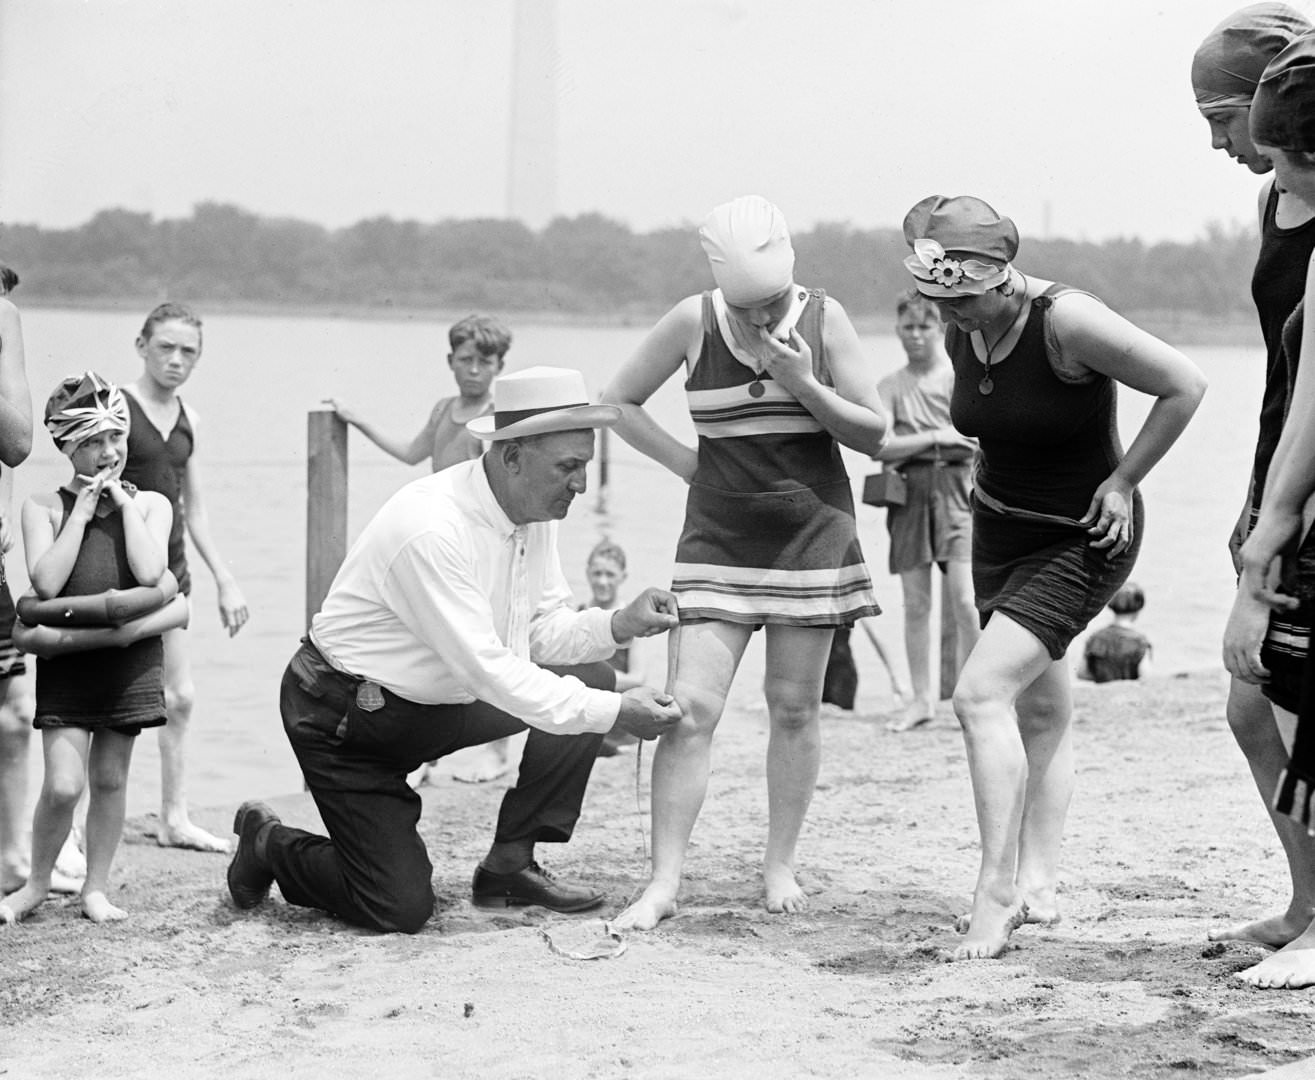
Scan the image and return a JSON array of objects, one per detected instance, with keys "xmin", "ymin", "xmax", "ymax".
[
  {"xmin": 1079, "ymin": 582, "xmax": 1153, "ymax": 683},
  {"xmin": 0, "ymin": 373, "xmax": 184, "ymax": 923}
]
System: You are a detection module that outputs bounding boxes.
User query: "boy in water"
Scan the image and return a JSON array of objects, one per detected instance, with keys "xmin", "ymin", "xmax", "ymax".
[
  {"xmin": 328, "ymin": 313, "xmax": 511, "ymax": 471},
  {"xmin": 1079, "ymin": 583, "xmax": 1152, "ymax": 683}
]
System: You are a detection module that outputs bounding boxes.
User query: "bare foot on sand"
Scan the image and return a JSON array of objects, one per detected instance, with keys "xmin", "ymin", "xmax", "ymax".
[
  {"xmin": 1209, "ymin": 911, "xmax": 1308, "ymax": 949},
  {"xmin": 764, "ymin": 863, "xmax": 807, "ymax": 914},
  {"xmin": 452, "ymin": 741, "xmax": 512, "ymax": 784},
  {"xmin": 885, "ymin": 711, "xmax": 932, "ymax": 734},
  {"xmin": 952, "ymin": 898, "xmax": 1029, "ymax": 960},
  {"xmin": 156, "ymin": 820, "xmax": 231, "ymax": 853},
  {"xmin": 610, "ymin": 885, "xmax": 679, "ymax": 931},
  {"xmin": 1236, "ymin": 921, "xmax": 1315, "ymax": 988},
  {"xmin": 81, "ymin": 890, "xmax": 127, "ymax": 923},
  {"xmin": 0, "ymin": 883, "xmax": 48, "ymax": 925},
  {"xmin": 956, "ymin": 887, "xmax": 1059, "ymax": 931}
]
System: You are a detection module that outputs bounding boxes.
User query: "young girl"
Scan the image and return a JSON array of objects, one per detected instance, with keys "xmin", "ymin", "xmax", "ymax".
[{"xmin": 0, "ymin": 373, "xmax": 180, "ymax": 924}]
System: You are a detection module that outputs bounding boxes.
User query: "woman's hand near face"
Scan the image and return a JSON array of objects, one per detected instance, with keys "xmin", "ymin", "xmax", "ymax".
[{"xmin": 758, "ymin": 328, "xmax": 815, "ymax": 393}]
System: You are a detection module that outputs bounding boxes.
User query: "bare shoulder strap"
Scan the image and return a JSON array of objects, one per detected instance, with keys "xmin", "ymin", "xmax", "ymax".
[{"xmin": 1036, "ymin": 283, "xmax": 1104, "ymax": 382}]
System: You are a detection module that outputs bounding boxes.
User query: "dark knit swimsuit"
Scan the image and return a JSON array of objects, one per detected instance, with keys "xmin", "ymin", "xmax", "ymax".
[
  {"xmin": 948, "ymin": 285, "xmax": 1141, "ymax": 660},
  {"xmin": 34, "ymin": 490, "xmax": 166, "ymax": 734},
  {"xmin": 122, "ymin": 393, "xmax": 194, "ymax": 596}
]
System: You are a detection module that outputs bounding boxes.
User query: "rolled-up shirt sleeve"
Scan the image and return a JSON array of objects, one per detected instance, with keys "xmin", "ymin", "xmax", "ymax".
[
  {"xmin": 529, "ymin": 550, "xmax": 621, "ymax": 666},
  {"xmin": 381, "ymin": 532, "xmax": 621, "ymax": 735}
]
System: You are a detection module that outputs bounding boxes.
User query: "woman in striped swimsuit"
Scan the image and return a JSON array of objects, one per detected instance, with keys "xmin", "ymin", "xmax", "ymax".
[{"xmin": 603, "ymin": 196, "xmax": 887, "ymax": 930}]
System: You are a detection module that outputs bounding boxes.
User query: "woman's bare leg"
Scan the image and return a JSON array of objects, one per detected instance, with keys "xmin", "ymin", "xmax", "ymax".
[
  {"xmin": 761, "ymin": 624, "xmax": 832, "ymax": 912},
  {"xmin": 611, "ymin": 621, "xmax": 751, "ymax": 931},
  {"xmin": 1013, "ymin": 660, "xmax": 1075, "ymax": 925},
  {"xmin": 950, "ymin": 613, "xmax": 1053, "ymax": 960},
  {"xmin": 1209, "ymin": 683, "xmax": 1315, "ymax": 948}
]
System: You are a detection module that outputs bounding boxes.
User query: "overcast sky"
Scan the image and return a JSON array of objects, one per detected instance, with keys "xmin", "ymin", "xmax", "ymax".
[{"xmin": 1, "ymin": 0, "xmax": 1309, "ymax": 243}]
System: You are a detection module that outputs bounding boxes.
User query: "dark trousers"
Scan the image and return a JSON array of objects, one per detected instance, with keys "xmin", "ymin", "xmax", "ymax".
[{"xmin": 265, "ymin": 639, "xmax": 612, "ymax": 933}]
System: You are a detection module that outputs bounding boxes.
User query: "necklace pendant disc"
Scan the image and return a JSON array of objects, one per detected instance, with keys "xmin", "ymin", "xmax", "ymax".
[
  {"xmin": 748, "ymin": 379, "xmax": 765, "ymax": 398},
  {"xmin": 978, "ymin": 376, "xmax": 994, "ymax": 396}
]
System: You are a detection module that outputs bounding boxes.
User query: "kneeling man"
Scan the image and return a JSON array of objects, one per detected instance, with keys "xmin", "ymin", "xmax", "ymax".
[{"xmin": 227, "ymin": 367, "xmax": 681, "ymax": 932}]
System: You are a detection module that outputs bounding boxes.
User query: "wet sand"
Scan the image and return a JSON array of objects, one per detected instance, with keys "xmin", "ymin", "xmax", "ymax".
[{"xmin": 3, "ymin": 670, "xmax": 1314, "ymax": 1079}]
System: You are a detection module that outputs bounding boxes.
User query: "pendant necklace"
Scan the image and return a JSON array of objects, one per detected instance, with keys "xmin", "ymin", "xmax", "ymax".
[
  {"xmin": 978, "ymin": 350, "xmax": 996, "ymax": 396},
  {"xmin": 977, "ymin": 273, "xmax": 1027, "ymax": 396}
]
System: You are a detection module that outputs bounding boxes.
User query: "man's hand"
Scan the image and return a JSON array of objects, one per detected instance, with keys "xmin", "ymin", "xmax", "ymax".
[
  {"xmin": 611, "ymin": 588, "xmax": 679, "ymax": 642},
  {"xmin": 614, "ymin": 686, "xmax": 682, "ymax": 740}
]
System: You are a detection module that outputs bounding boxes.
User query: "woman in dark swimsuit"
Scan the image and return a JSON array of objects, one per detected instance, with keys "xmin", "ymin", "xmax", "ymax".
[
  {"xmin": 1226, "ymin": 33, "xmax": 1315, "ymax": 990},
  {"xmin": 901, "ymin": 195, "xmax": 1206, "ymax": 959},
  {"xmin": 1192, "ymin": 2, "xmax": 1315, "ymax": 969}
]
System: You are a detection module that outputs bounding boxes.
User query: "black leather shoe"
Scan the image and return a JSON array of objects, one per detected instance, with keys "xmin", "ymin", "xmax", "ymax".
[
  {"xmin": 471, "ymin": 861, "xmax": 605, "ymax": 913},
  {"xmin": 227, "ymin": 801, "xmax": 280, "ymax": 909}
]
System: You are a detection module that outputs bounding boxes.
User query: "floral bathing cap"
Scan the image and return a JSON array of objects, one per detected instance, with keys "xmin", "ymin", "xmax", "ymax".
[
  {"xmin": 699, "ymin": 195, "xmax": 795, "ymax": 307},
  {"xmin": 44, "ymin": 371, "xmax": 130, "ymax": 454},
  {"xmin": 1192, "ymin": 3, "xmax": 1311, "ymax": 111},
  {"xmin": 1252, "ymin": 31, "xmax": 1315, "ymax": 151},
  {"xmin": 902, "ymin": 195, "xmax": 1018, "ymax": 298}
]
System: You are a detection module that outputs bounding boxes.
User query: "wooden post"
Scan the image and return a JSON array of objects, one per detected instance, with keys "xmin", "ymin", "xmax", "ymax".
[{"xmin": 307, "ymin": 408, "xmax": 348, "ymax": 629}]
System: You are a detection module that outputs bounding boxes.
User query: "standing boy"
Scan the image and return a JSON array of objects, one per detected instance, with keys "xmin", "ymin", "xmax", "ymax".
[
  {"xmin": 122, "ymin": 303, "xmax": 248, "ymax": 852},
  {"xmin": 873, "ymin": 291, "xmax": 979, "ymax": 732}
]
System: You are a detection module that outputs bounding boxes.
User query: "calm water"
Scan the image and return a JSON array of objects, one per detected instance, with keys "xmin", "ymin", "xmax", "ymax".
[{"xmin": 8, "ymin": 308, "xmax": 1258, "ymax": 813}]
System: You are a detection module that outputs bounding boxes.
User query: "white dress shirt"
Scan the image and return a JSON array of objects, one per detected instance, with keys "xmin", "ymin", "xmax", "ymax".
[{"xmin": 310, "ymin": 458, "xmax": 622, "ymax": 734}]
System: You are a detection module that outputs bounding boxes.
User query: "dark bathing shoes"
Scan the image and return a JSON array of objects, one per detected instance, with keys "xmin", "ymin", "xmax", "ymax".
[
  {"xmin": 472, "ymin": 861, "xmax": 605, "ymax": 913},
  {"xmin": 227, "ymin": 800, "xmax": 281, "ymax": 909}
]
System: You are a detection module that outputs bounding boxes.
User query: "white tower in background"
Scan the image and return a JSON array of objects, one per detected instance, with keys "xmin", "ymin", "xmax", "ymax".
[{"xmin": 507, "ymin": 0, "xmax": 558, "ymax": 230}]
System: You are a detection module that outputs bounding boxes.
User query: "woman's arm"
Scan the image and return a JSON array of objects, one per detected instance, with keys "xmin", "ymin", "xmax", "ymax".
[
  {"xmin": 601, "ymin": 297, "xmax": 703, "ymax": 482},
  {"xmin": 0, "ymin": 300, "xmax": 32, "ymax": 468},
  {"xmin": 1055, "ymin": 294, "xmax": 1207, "ymax": 554},
  {"xmin": 178, "ymin": 408, "xmax": 249, "ymax": 635},
  {"xmin": 874, "ymin": 427, "xmax": 975, "ymax": 464},
  {"xmin": 1225, "ymin": 253, "xmax": 1315, "ymax": 685},
  {"xmin": 757, "ymin": 297, "xmax": 888, "ymax": 455}
]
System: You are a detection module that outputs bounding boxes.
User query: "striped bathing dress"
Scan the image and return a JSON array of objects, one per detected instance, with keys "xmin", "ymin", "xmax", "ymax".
[{"xmin": 670, "ymin": 289, "xmax": 880, "ymax": 628}]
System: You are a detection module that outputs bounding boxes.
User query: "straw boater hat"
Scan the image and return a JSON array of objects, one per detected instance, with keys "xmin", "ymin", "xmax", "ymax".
[{"xmin": 466, "ymin": 366, "xmax": 620, "ymax": 441}]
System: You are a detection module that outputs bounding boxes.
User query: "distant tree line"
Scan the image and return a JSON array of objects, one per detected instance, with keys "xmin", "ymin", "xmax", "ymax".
[{"xmin": 0, "ymin": 202, "xmax": 1259, "ymax": 323}]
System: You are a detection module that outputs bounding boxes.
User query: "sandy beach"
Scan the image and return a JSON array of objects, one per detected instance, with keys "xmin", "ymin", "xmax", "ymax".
[{"xmin": 3, "ymin": 668, "xmax": 1315, "ymax": 1079}]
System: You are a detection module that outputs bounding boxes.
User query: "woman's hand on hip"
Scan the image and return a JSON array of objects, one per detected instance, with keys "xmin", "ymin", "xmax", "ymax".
[{"xmin": 1080, "ymin": 477, "xmax": 1135, "ymax": 558}]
